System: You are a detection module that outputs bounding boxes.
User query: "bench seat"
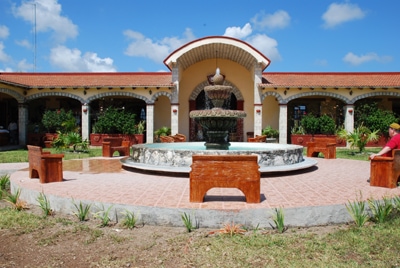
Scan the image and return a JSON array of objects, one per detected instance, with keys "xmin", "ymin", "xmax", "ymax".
[
  {"xmin": 102, "ymin": 137, "xmax": 130, "ymax": 157},
  {"xmin": 190, "ymin": 155, "xmax": 260, "ymax": 203},
  {"xmin": 27, "ymin": 145, "xmax": 64, "ymax": 183},
  {"xmin": 306, "ymin": 137, "xmax": 336, "ymax": 159},
  {"xmin": 370, "ymin": 149, "xmax": 400, "ymax": 188}
]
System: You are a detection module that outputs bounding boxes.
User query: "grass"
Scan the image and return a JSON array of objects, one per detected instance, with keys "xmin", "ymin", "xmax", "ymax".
[
  {"xmin": 1, "ymin": 204, "xmax": 400, "ymax": 266},
  {"xmin": 0, "ymin": 147, "xmax": 103, "ymax": 163},
  {"xmin": 181, "ymin": 212, "xmax": 197, "ymax": 233},
  {"xmin": 72, "ymin": 200, "xmax": 91, "ymax": 221},
  {"xmin": 346, "ymin": 192, "xmax": 370, "ymax": 227}
]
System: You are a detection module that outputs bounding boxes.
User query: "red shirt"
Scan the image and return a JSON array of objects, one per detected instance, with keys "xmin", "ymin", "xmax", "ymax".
[{"xmin": 382, "ymin": 133, "xmax": 400, "ymax": 157}]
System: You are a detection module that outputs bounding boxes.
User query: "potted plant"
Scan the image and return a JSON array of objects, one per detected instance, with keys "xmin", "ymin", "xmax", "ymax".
[
  {"xmin": 134, "ymin": 120, "xmax": 145, "ymax": 144},
  {"xmin": 90, "ymin": 107, "xmax": 140, "ymax": 146},
  {"xmin": 41, "ymin": 109, "xmax": 75, "ymax": 147},
  {"xmin": 154, "ymin": 126, "xmax": 171, "ymax": 142},
  {"xmin": 262, "ymin": 125, "xmax": 279, "ymax": 143},
  {"xmin": 291, "ymin": 113, "xmax": 339, "ymax": 146}
]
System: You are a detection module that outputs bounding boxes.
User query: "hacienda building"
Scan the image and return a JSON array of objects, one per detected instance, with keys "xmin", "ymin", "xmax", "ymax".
[{"xmin": 1, "ymin": 36, "xmax": 400, "ymax": 146}]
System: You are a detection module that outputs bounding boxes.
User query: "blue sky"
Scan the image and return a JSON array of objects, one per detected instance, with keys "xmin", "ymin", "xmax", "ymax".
[{"xmin": 0, "ymin": 0, "xmax": 399, "ymax": 73}]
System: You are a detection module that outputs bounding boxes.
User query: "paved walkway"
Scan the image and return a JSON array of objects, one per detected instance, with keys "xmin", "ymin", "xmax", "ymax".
[{"xmin": 5, "ymin": 157, "xmax": 400, "ymax": 228}]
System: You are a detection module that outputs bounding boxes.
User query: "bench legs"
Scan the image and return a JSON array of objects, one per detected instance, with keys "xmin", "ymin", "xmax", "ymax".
[
  {"xmin": 29, "ymin": 158, "xmax": 63, "ymax": 183},
  {"xmin": 102, "ymin": 143, "xmax": 130, "ymax": 157},
  {"xmin": 190, "ymin": 181, "xmax": 260, "ymax": 203}
]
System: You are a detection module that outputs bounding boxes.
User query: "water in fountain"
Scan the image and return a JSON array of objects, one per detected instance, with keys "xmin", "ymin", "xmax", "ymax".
[{"xmin": 189, "ymin": 68, "xmax": 246, "ymax": 150}]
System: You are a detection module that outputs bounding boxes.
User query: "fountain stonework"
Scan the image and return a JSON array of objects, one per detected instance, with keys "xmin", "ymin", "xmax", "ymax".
[
  {"xmin": 121, "ymin": 68, "xmax": 317, "ymax": 174},
  {"xmin": 189, "ymin": 68, "xmax": 246, "ymax": 150}
]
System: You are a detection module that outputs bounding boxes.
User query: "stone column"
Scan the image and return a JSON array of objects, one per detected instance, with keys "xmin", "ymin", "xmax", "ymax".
[
  {"xmin": 18, "ymin": 103, "xmax": 28, "ymax": 146},
  {"xmin": 253, "ymin": 63, "xmax": 263, "ymax": 136},
  {"xmin": 344, "ymin": 104, "xmax": 354, "ymax": 148},
  {"xmin": 146, "ymin": 104, "xmax": 154, "ymax": 143},
  {"xmin": 81, "ymin": 103, "xmax": 90, "ymax": 142},
  {"xmin": 254, "ymin": 104, "xmax": 262, "ymax": 136},
  {"xmin": 171, "ymin": 104, "xmax": 179, "ymax": 135},
  {"xmin": 279, "ymin": 104, "xmax": 288, "ymax": 144}
]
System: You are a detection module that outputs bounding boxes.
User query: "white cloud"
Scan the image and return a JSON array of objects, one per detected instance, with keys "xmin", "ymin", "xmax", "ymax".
[
  {"xmin": 17, "ymin": 59, "xmax": 34, "ymax": 72},
  {"xmin": 124, "ymin": 28, "xmax": 195, "ymax": 63},
  {"xmin": 0, "ymin": 42, "xmax": 12, "ymax": 62},
  {"xmin": 0, "ymin": 67, "xmax": 13, "ymax": 72},
  {"xmin": 0, "ymin": 25, "xmax": 9, "ymax": 39},
  {"xmin": 13, "ymin": 0, "xmax": 78, "ymax": 43},
  {"xmin": 314, "ymin": 59, "xmax": 328, "ymax": 67},
  {"xmin": 343, "ymin": 52, "xmax": 392, "ymax": 65},
  {"xmin": 16, "ymin": 39, "xmax": 31, "ymax": 49},
  {"xmin": 322, "ymin": 3, "xmax": 366, "ymax": 28},
  {"xmin": 50, "ymin": 45, "xmax": 116, "ymax": 72},
  {"xmin": 224, "ymin": 23, "xmax": 252, "ymax": 39},
  {"xmin": 251, "ymin": 10, "xmax": 291, "ymax": 30},
  {"xmin": 245, "ymin": 34, "xmax": 281, "ymax": 62}
]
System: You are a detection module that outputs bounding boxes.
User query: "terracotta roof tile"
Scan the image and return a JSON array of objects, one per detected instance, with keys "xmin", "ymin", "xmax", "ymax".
[
  {"xmin": 1, "ymin": 72, "xmax": 400, "ymax": 89},
  {"xmin": 0, "ymin": 72, "xmax": 173, "ymax": 88},
  {"xmin": 261, "ymin": 72, "xmax": 400, "ymax": 88}
]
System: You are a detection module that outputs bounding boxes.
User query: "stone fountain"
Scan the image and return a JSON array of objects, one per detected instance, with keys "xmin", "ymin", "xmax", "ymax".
[
  {"xmin": 189, "ymin": 68, "xmax": 246, "ymax": 150},
  {"xmin": 121, "ymin": 69, "xmax": 317, "ymax": 174}
]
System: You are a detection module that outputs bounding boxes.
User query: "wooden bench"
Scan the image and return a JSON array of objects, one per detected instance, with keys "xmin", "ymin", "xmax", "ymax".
[
  {"xmin": 306, "ymin": 137, "xmax": 336, "ymax": 159},
  {"xmin": 27, "ymin": 145, "xmax": 64, "ymax": 183},
  {"xmin": 171, "ymin": 133, "xmax": 186, "ymax": 142},
  {"xmin": 102, "ymin": 137, "xmax": 130, "ymax": 157},
  {"xmin": 159, "ymin": 135, "xmax": 175, "ymax": 143},
  {"xmin": 190, "ymin": 155, "xmax": 260, "ymax": 203},
  {"xmin": 370, "ymin": 149, "xmax": 400, "ymax": 188},
  {"xmin": 247, "ymin": 135, "xmax": 267, "ymax": 142}
]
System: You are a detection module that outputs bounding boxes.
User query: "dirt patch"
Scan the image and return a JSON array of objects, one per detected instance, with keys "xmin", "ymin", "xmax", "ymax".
[{"xmin": 0, "ymin": 200, "xmax": 350, "ymax": 267}]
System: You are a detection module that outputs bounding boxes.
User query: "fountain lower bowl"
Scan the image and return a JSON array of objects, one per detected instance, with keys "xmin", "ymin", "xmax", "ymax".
[{"xmin": 121, "ymin": 142, "xmax": 317, "ymax": 174}]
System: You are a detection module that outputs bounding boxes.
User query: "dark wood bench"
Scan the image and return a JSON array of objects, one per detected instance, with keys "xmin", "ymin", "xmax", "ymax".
[
  {"xmin": 370, "ymin": 149, "xmax": 400, "ymax": 188},
  {"xmin": 27, "ymin": 145, "xmax": 64, "ymax": 183},
  {"xmin": 102, "ymin": 137, "xmax": 130, "ymax": 157},
  {"xmin": 247, "ymin": 135, "xmax": 267, "ymax": 142},
  {"xmin": 190, "ymin": 155, "xmax": 260, "ymax": 203},
  {"xmin": 306, "ymin": 137, "xmax": 336, "ymax": 159}
]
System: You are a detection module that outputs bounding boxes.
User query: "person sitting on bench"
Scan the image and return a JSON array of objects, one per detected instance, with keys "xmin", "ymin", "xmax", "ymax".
[{"xmin": 370, "ymin": 123, "xmax": 400, "ymax": 159}]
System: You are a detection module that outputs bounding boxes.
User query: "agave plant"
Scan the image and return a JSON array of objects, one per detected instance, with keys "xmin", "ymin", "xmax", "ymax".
[{"xmin": 337, "ymin": 123, "xmax": 379, "ymax": 153}]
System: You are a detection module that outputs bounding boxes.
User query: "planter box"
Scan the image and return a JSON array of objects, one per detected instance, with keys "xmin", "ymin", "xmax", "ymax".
[
  {"xmin": 90, "ymin": 133, "xmax": 144, "ymax": 146},
  {"xmin": 366, "ymin": 135, "xmax": 388, "ymax": 147},
  {"xmin": 290, "ymin": 134, "xmax": 313, "ymax": 146},
  {"xmin": 291, "ymin": 134, "xmax": 346, "ymax": 147}
]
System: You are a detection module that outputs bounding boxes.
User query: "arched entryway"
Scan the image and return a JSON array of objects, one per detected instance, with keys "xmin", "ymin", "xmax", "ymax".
[{"xmin": 188, "ymin": 80, "xmax": 244, "ymax": 142}]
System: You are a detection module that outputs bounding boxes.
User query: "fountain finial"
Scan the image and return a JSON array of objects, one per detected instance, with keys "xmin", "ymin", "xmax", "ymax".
[{"xmin": 212, "ymin": 68, "xmax": 224, "ymax": 85}]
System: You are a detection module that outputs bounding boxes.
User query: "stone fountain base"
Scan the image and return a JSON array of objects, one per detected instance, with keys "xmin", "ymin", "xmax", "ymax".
[{"xmin": 121, "ymin": 142, "xmax": 317, "ymax": 174}]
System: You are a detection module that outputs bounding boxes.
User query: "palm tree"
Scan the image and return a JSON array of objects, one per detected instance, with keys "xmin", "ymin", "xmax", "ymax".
[{"xmin": 338, "ymin": 124, "xmax": 379, "ymax": 153}]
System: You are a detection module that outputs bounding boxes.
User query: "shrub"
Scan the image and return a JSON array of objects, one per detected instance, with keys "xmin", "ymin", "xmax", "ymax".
[
  {"xmin": 262, "ymin": 125, "xmax": 279, "ymax": 138},
  {"xmin": 319, "ymin": 114, "xmax": 336, "ymax": 135},
  {"xmin": 42, "ymin": 109, "xmax": 75, "ymax": 133},
  {"xmin": 355, "ymin": 101, "xmax": 399, "ymax": 138},
  {"xmin": 301, "ymin": 114, "xmax": 336, "ymax": 135},
  {"xmin": 92, "ymin": 107, "xmax": 137, "ymax": 134},
  {"xmin": 301, "ymin": 114, "xmax": 319, "ymax": 134},
  {"xmin": 337, "ymin": 123, "xmax": 379, "ymax": 153}
]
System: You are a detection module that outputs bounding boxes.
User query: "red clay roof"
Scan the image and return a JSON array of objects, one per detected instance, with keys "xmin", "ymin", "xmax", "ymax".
[
  {"xmin": 0, "ymin": 72, "xmax": 173, "ymax": 88},
  {"xmin": 261, "ymin": 72, "xmax": 400, "ymax": 88},
  {"xmin": 1, "ymin": 72, "xmax": 400, "ymax": 89}
]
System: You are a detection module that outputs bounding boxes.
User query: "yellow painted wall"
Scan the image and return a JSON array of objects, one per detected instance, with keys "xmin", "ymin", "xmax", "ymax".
[
  {"xmin": 154, "ymin": 95, "xmax": 171, "ymax": 133},
  {"xmin": 262, "ymin": 95, "xmax": 279, "ymax": 129},
  {"xmin": 177, "ymin": 58, "xmax": 254, "ymax": 138}
]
